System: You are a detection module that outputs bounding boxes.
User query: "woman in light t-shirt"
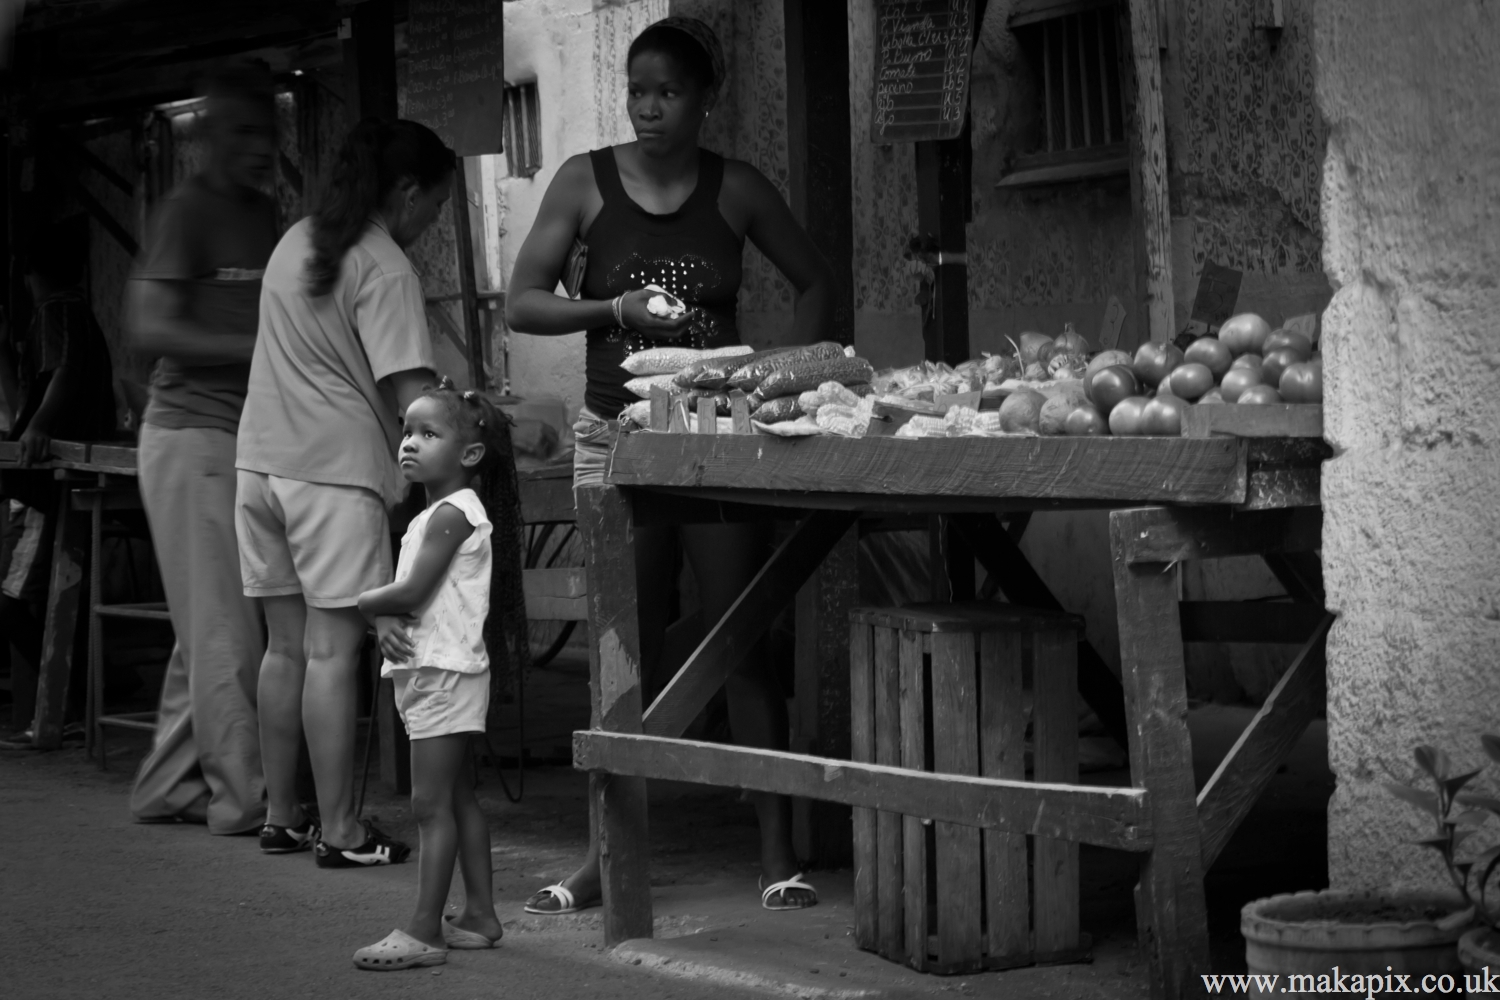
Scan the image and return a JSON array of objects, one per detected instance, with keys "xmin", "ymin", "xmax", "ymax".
[{"xmin": 235, "ymin": 119, "xmax": 454, "ymax": 867}]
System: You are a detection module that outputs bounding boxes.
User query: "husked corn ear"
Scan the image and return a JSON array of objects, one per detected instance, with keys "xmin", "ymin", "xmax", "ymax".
[
  {"xmin": 726, "ymin": 342, "xmax": 847, "ymax": 393},
  {"xmin": 674, "ymin": 345, "xmax": 802, "ymax": 390},
  {"xmin": 756, "ymin": 358, "xmax": 876, "ymax": 400}
]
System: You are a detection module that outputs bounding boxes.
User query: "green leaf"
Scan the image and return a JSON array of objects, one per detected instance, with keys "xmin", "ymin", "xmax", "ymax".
[
  {"xmin": 1483, "ymin": 735, "xmax": 1500, "ymax": 765},
  {"xmin": 1444, "ymin": 769, "xmax": 1484, "ymax": 798},
  {"xmin": 1452, "ymin": 810, "xmax": 1492, "ymax": 828},
  {"xmin": 1457, "ymin": 793, "xmax": 1500, "ymax": 815},
  {"xmin": 1454, "ymin": 829, "xmax": 1477, "ymax": 850},
  {"xmin": 1386, "ymin": 781, "xmax": 1441, "ymax": 817},
  {"xmin": 1416, "ymin": 745, "xmax": 1452, "ymax": 780},
  {"xmin": 1415, "ymin": 835, "xmax": 1453, "ymax": 856}
]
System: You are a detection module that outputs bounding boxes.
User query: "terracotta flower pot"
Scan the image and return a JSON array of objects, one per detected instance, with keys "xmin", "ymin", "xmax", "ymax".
[
  {"xmin": 1242, "ymin": 889, "xmax": 1472, "ymax": 977},
  {"xmin": 1458, "ymin": 926, "xmax": 1500, "ymax": 975}
]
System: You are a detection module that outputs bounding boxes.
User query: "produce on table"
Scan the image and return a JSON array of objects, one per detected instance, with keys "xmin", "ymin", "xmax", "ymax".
[
  {"xmin": 729, "ymin": 342, "xmax": 849, "ymax": 392},
  {"xmin": 1084, "ymin": 350, "xmax": 1134, "ymax": 401},
  {"xmin": 1278, "ymin": 361, "xmax": 1324, "ymax": 403},
  {"xmin": 624, "ymin": 373, "xmax": 682, "ymax": 398},
  {"xmin": 1217, "ymin": 313, "xmax": 1272, "ymax": 356},
  {"xmin": 1184, "ymin": 336, "xmax": 1233, "ymax": 378},
  {"xmin": 1261, "ymin": 348, "xmax": 1303, "ymax": 388},
  {"xmin": 1198, "ymin": 387, "xmax": 1225, "ymax": 404},
  {"xmin": 1063, "ymin": 404, "xmax": 1107, "ymax": 435},
  {"xmin": 1047, "ymin": 351, "xmax": 1088, "ymax": 380},
  {"xmin": 1133, "ymin": 341, "xmax": 1185, "ymax": 388},
  {"xmin": 1167, "ymin": 362, "xmax": 1214, "ymax": 401},
  {"xmin": 1263, "ymin": 329, "xmax": 1313, "ymax": 358},
  {"xmin": 751, "ymin": 395, "xmax": 803, "ymax": 423},
  {"xmin": 998, "ymin": 389, "xmax": 1047, "ymax": 433},
  {"xmin": 1089, "ymin": 365, "xmax": 1140, "ymax": 416},
  {"xmin": 1238, "ymin": 385, "xmax": 1283, "ymax": 405},
  {"xmin": 1219, "ymin": 367, "xmax": 1263, "ymax": 403},
  {"xmin": 1230, "ymin": 353, "xmax": 1264, "ymax": 372},
  {"xmin": 797, "ymin": 381, "xmax": 866, "ymax": 418},
  {"xmin": 1141, "ymin": 395, "xmax": 1189, "ymax": 436},
  {"xmin": 620, "ymin": 343, "xmax": 753, "ymax": 376},
  {"xmin": 1017, "ymin": 332, "xmax": 1054, "ymax": 365},
  {"xmin": 1039, "ymin": 393, "xmax": 1088, "ymax": 435},
  {"xmin": 757, "ymin": 357, "xmax": 875, "ymax": 399},
  {"xmin": 1108, "ymin": 396, "xmax": 1151, "ymax": 436},
  {"xmin": 1054, "ymin": 323, "xmax": 1090, "ymax": 356}
]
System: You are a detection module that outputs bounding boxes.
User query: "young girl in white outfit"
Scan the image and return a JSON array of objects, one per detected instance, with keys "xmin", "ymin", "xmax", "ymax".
[{"xmin": 352, "ymin": 380, "xmax": 506, "ymax": 971}]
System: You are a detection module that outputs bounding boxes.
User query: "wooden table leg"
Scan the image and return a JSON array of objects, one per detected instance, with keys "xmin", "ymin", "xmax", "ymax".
[
  {"xmin": 576, "ymin": 484, "xmax": 652, "ymax": 945},
  {"xmin": 32, "ymin": 486, "xmax": 87, "ymax": 750},
  {"xmin": 1109, "ymin": 508, "xmax": 1210, "ymax": 1000}
]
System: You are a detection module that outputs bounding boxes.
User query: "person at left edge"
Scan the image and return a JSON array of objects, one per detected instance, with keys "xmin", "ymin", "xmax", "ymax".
[{"xmin": 126, "ymin": 61, "xmax": 279, "ymax": 834}]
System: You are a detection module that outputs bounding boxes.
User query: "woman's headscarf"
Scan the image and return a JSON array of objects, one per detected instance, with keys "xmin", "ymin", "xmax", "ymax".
[{"xmin": 649, "ymin": 16, "xmax": 725, "ymax": 92}]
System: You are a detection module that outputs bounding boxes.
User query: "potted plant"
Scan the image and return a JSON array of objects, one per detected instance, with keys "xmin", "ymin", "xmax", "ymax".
[
  {"xmin": 1383, "ymin": 736, "xmax": 1500, "ymax": 974},
  {"xmin": 1239, "ymin": 743, "xmax": 1483, "ymax": 978}
]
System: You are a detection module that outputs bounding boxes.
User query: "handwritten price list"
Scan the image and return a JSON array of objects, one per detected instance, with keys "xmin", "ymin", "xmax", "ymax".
[
  {"xmin": 871, "ymin": 0, "xmax": 974, "ymax": 143},
  {"xmin": 406, "ymin": 0, "xmax": 504, "ymax": 157}
]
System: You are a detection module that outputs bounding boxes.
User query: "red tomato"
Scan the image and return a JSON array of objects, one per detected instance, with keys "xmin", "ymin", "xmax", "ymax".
[
  {"xmin": 1063, "ymin": 404, "xmax": 1107, "ymax": 436},
  {"xmin": 1230, "ymin": 353, "xmax": 1264, "ymax": 372},
  {"xmin": 1278, "ymin": 362, "xmax": 1324, "ymax": 403},
  {"xmin": 1262, "ymin": 348, "xmax": 1304, "ymax": 387},
  {"xmin": 1089, "ymin": 365, "xmax": 1140, "ymax": 416},
  {"xmin": 1108, "ymin": 396, "xmax": 1151, "ymax": 436},
  {"xmin": 1055, "ymin": 329, "xmax": 1090, "ymax": 355},
  {"xmin": 1167, "ymin": 362, "xmax": 1214, "ymax": 401},
  {"xmin": 1219, "ymin": 367, "xmax": 1264, "ymax": 403},
  {"xmin": 1083, "ymin": 351, "xmax": 1134, "ymax": 401},
  {"xmin": 1140, "ymin": 395, "xmax": 1189, "ymax": 436},
  {"xmin": 1132, "ymin": 341, "xmax": 1185, "ymax": 388},
  {"xmin": 1184, "ymin": 336, "xmax": 1233, "ymax": 378},
  {"xmin": 1263, "ymin": 329, "xmax": 1313, "ymax": 357},
  {"xmin": 1218, "ymin": 313, "xmax": 1271, "ymax": 356},
  {"xmin": 1238, "ymin": 385, "xmax": 1283, "ymax": 405}
]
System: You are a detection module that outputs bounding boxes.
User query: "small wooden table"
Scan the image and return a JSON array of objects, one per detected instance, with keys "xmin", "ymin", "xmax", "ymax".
[{"xmin": 570, "ymin": 431, "xmax": 1330, "ymax": 1000}]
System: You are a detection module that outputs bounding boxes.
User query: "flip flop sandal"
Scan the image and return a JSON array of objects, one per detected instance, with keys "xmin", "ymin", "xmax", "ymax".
[
  {"xmin": 760, "ymin": 873, "xmax": 819, "ymax": 911},
  {"xmin": 353, "ymin": 929, "xmax": 448, "ymax": 971},
  {"xmin": 443, "ymin": 915, "xmax": 502, "ymax": 950},
  {"xmin": 523, "ymin": 883, "xmax": 601, "ymax": 915}
]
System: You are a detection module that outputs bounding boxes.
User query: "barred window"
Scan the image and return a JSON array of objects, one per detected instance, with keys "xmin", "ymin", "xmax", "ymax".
[
  {"xmin": 1001, "ymin": 0, "xmax": 1128, "ymax": 187},
  {"xmin": 503, "ymin": 82, "xmax": 541, "ymax": 178}
]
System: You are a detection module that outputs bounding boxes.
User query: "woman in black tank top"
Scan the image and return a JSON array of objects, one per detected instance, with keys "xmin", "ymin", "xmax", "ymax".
[{"xmin": 507, "ymin": 18, "xmax": 834, "ymax": 914}]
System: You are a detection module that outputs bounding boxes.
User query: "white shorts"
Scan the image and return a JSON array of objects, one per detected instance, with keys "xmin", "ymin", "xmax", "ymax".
[
  {"xmin": 390, "ymin": 667, "xmax": 490, "ymax": 740},
  {"xmin": 235, "ymin": 471, "xmax": 392, "ymax": 608}
]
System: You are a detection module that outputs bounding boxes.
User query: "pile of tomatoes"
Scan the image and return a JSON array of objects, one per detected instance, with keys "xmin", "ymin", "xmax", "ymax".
[{"xmin": 1041, "ymin": 313, "xmax": 1322, "ymax": 437}]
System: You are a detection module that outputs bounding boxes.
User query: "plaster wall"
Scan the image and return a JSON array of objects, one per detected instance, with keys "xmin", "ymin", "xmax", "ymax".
[{"xmin": 1315, "ymin": 0, "xmax": 1500, "ymax": 888}]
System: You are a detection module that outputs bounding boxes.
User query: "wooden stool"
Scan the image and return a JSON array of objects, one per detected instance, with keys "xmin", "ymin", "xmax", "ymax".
[{"xmin": 850, "ymin": 602, "xmax": 1089, "ymax": 975}]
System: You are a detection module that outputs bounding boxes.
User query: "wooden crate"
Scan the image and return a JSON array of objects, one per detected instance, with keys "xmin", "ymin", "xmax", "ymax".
[{"xmin": 850, "ymin": 602, "xmax": 1090, "ymax": 974}]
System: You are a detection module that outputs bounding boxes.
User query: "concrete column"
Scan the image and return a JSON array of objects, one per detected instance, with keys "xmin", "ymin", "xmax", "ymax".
[{"xmin": 1317, "ymin": 0, "xmax": 1500, "ymax": 887}]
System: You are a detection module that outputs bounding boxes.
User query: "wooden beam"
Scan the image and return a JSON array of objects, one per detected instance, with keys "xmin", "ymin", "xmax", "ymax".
[
  {"xmin": 1111, "ymin": 506, "xmax": 1322, "ymax": 565},
  {"xmin": 451, "ymin": 158, "xmax": 486, "ymax": 388},
  {"xmin": 607, "ymin": 434, "xmax": 1248, "ymax": 505},
  {"xmin": 341, "ymin": 0, "xmax": 397, "ymax": 122},
  {"xmin": 783, "ymin": 0, "xmax": 854, "ymax": 346},
  {"xmin": 642, "ymin": 509, "xmax": 859, "ymax": 738},
  {"xmin": 1182, "ymin": 403, "xmax": 1324, "ymax": 439},
  {"xmin": 31, "ymin": 489, "xmax": 86, "ymax": 749},
  {"xmin": 573, "ymin": 730, "xmax": 1153, "ymax": 852},
  {"xmin": 70, "ymin": 177, "xmax": 137, "ymax": 257},
  {"xmin": 1177, "ymin": 600, "xmax": 1327, "ymax": 644},
  {"xmin": 53, "ymin": 131, "xmax": 133, "ymax": 195},
  {"xmin": 1196, "ymin": 614, "xmax": 1331, "ymax": 868},
  {"xmin": 575, "ymin": 486, "xmax": 653, "ymax": 944},
  {"xmin": 1109, "ymin": 509, "xmax": 1210, "ymax": 998},
  {"xmin": 1261, "ymin": 552, "xmax": 1325, "ymax": 607},
  {"xmin": 1121, "ymin": 0, "xmax": 1173, "ymax": 345},
  {"xmin": 949, "ymin": 512, "xmax": 1129, "ymax": 750}
]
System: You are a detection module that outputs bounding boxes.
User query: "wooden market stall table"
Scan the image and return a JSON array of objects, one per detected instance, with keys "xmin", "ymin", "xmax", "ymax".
[{"xmin": 569, "ymin": 429, "xmax": 1331, "ymax": 1000}]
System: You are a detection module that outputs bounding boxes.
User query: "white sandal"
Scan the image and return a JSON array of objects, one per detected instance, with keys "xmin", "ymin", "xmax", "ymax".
[
  {"xmin": 523, "ymin": 883, "xmax": 600, "ymax": 915},
  {"xmin": 760, "ymin": 873, "xmax": 819, "ymax": 911},
  {"xmin": 353, "ymin": 929, "xmax": 447, "ymax": 971}
]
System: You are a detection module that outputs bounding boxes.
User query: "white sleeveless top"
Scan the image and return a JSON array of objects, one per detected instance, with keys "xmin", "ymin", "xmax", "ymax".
[{"xmin": 380, "ymin": 488, "xmax": 492, "ymax": 676}]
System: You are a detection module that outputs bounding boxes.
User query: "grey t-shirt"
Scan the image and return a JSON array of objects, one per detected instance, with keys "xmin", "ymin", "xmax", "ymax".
[
  {"xmin": 236, "ymin": 218, "xmax": 435, "ymax": 506},
  {"xmin": 133, "ymin": 175, "xmax": 279, "ymax": 433}
]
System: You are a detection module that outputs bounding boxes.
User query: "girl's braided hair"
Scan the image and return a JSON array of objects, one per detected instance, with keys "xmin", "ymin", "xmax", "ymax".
[{"xmin": 422, "ymin": 376, "xmax": 510, "ymax": 479}]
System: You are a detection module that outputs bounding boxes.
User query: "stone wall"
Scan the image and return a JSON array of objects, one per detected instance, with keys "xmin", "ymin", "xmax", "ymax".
[{"xmin": 1316, "ymin": 0, "xmax": 1500, "ymax": 889}]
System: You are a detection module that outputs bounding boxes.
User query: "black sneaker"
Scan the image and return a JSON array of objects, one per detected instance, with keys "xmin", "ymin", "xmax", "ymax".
[
  {"xmin": 314, "ymin": 820, "xmax": 411, "ymax": 868},
  {"xmin": 260, "ymin": 806, "xmax": 320, "ymax": 854}
]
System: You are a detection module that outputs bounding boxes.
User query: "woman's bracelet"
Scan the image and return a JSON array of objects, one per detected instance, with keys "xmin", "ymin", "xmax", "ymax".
[{"xmin": 612, "ymin": 293, "xmax": 627, "ymax": 331}]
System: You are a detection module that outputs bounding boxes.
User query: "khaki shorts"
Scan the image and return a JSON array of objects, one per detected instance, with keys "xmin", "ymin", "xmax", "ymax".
[
  {"xmin": 390, "ymin": 667, "xmax": 489, "ymax": 740},
  {"xmin": 235, "ymin": 470, "xmax": 392, "ymax": 608}
]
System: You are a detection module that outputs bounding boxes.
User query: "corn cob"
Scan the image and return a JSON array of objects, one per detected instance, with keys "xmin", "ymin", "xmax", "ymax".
[{"xmin": 726, "ymin": 342, "xmax": 848, "ymax": 393}]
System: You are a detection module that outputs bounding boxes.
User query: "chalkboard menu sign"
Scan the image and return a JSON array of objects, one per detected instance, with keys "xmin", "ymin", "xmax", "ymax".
[
  {"xmin": 871, "ymin": 0, "xmax": 975, "ymax": 143},
  {"xmin": 406, "ymin": 0, "xmax": 504, "ymax": 157}
]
